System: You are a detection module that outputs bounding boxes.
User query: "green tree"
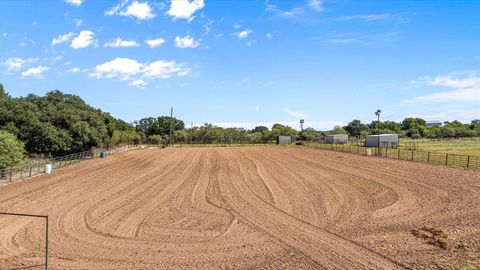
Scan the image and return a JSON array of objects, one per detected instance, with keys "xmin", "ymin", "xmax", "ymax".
[
  {"xmin": 0, "ymin": 131, "xmax": 25, "ymax": 170},
  {"xmin": 148, "ymin": 135, "xmax": 163, "ymax": 145},
  {"xmin": 345, "ymin": 120, "xmax": 369, "ymax": 138},
  {"xmin": 0, "ymin": 83, "xmax": 7, "ymax": 100}
]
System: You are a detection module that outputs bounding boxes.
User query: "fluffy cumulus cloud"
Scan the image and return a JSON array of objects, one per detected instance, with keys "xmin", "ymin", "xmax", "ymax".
[
  {"xmin": 106, "ymin": 0, "xmax": 155, "ymax": 20},
  {"xmin": 104, "ymin": 37, "xmax": 140, "ymax": 48},
  {"xmin": 407, "ymin": 75, "xmax": 480, "ymax": 102},
  {"xmin": 174, "ymin": 36, "xmax": 200, "ymax": 48},
  {"xmin": 21, "ymin": 66, "xmax": 49, "ymax": 78},
  {"xmin": 236, "ymin": 29, "xmax": 252, "ymax": 39},
  {"xmin": 167, "ymin": 0, "xmax": 205, "ymax": 21},
  {"xmin": 71, "ymin": 30, "xmax": 97, "ymax": 49},
  {"xmin": 65, "ymin": 0, "xmax": 83, "ymax": 6},
  {"xmin": 52, "ymin": 32, "xmax": 75, "ymax": 46},
  {"xmin": 2, "ymin": 57, "xmax": 38, "ymax": 71},
  {"xmin": 90, "ymin": 57, "xmax": 190, "ymax": 88},
  {"xmin": 145, "ymin": 38, "xmax": 165, "ymax": 48}
]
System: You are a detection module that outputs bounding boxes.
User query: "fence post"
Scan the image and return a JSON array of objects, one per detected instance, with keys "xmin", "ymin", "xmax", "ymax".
[
  {"xmin": 411, "ymin": 150, "xmax": 414, "ymax": 161},
  {"xmin": 445, "ymin": 154, "xmax": 449, "ymax": 165},
  {"xmin": 29, "ymin": 165, "xmax": 32, "ymax": 177},
  {"xmin": 397, "ymin": 148, "xmax": 400, "ymax": 159},
  {"xmin": 427, "ymin": 152, "xmax": 430, "ymax": 163},
  {"xmin": 467, "ymin": 156, "xmax": 470, "ymax": 168}
]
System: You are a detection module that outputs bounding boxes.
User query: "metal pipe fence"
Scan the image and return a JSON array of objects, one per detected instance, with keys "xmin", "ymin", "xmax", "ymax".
[
  {"xmin": 305, "ymin": 142, "xmax": 480, "ymax": 170},
  {"xmin": 0, "ymin": 144, "xmax": 137, "ymax": 185}
]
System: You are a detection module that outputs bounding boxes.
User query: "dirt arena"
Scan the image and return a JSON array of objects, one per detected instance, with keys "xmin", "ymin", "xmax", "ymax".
[{"xmin": 1, "ymin": 147, "xmax": 479, "ymax": 269}]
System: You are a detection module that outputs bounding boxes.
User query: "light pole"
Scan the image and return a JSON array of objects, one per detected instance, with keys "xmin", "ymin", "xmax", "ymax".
[{"xmin": 375, "ymin": 109, "xmax": 381, "ymax": 156}]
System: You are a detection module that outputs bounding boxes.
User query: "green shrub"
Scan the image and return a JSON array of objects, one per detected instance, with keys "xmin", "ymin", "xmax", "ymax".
[{"xmin": 0, "ymin": 130, "xmax": 25, "ymax": 170}]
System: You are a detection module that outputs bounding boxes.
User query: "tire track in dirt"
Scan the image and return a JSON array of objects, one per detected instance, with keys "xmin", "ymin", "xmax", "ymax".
[{"xmin": 1, "ymin": 146, "xmax": 479, "ymax": 269}]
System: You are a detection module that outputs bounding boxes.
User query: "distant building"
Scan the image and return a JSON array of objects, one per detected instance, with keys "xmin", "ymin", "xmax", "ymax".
[
  {"xmin": 366, "ymin": 134, "xmax": 399, "ymax": 148},
  {"xmin": 326, "ymin": 134, "xmax": 348, "ymax": 144},
  {"xmin": 277, "ymin": 135, "xmax": 292, "ymax": 145},
  {"xmin": 426, "ymin": 121, "xmax": 442, "ymax": 128}
]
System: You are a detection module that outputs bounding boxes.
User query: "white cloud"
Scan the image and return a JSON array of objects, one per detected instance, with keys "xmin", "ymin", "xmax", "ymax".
[
  {"xmin": 266, "ymin": 33, "xmax": 273, "ymax": 38},
  {"xmin": 283, "ymin": 107, "xmax": 307, "ymax": 117},
  {"xmin": 66, "ymin": 67, "xmax": 88, "ymax": 73},
  {"xmin": 106, "ymin": 0, "xmax": 155, "ymax": 20},
  {"xmin": 145, "ymin": 38, "xmax": 165, "ymax": 48},
  {"xmin": 266, "ymin": 3, "xmax": 304, "ymax": 19},
  {"xmin": 236, "ymin": 29, "xmax": 252, "ymax": 39},
  {"xmin": 307, "ymin": 0, "xmax": 323, "ymax": 12},
  {"xmin": 167, "ymin": 0, "xmax": 205, "ymax": 21},
  {"xmin": 255, "ymin": 105, "xmax": 260, "ymax": 112},
  {"xmin": 74, "ymin": 18, "xmax": 83, "ymax": 27},
  {"xmin": 91, "ymin": 58, "xmax": 143, "ymax": 79},
  {"xmin": 19, "ymin": 41, "xmax": 27, "ymax": 47},
  {"xmin": 143, "ymin": 60, "xmax": 190, "ymax": 78},
  {"xmin": 52, "ymin": 32, "xmax": 75, "ymax": 46},
  {"xmin": 130, "ymin": 79, "xmax": 147, "ymax": 88},
  {"xmin": 174, "ymin": 36, "xmax": 200, "ymax": 48},
  {"xmin": 334, "ymin": 14, "xmax": 394, "ymax": 23},
  {"xmin": 65, "ymin": 0, "xmax": 83, "ymax": 6},
  {"xmin": 21, "ymin": 66, "xmax": 49, "ymax": 78},
  {"xmin": 104, "ymin": 37, "xmax": 140, "ymax": 48},
  {"xmin": 406, "ymin": 109, "xmax": 480, "ymax": 123},
  {"xmin": 32, "ymin": 21, "xmax": 37, "ymax": 26},
  {"xmin": 71, "ymin": 30, "xmax": 97, "ymax": 49},
  {"xmin": 407, "ymin": 75, "xmax": 480, "ymax": 102},
  {"xmin": 52, "ymin": 56, "xmax": 64, "ymax": 62},
  {"xmin": 2, "ymin": 57, "xmax": 38, "ymax": 71},
  {"xmin": 90, "ymin": 57, "xmax": 190, "ymax": 88},
  {"xmin": 66, "ymin": 67, "xmax": 81, "ymax": 73}
]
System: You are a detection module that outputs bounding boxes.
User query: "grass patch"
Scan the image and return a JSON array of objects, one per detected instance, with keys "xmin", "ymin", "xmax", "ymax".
[
  {"xmin": 412, "ymin": 226, "xmax": 451, "ymax": 250},
  {"xmin": 445, "ymin": 262, "xmax": 480, "ymax": 270}
]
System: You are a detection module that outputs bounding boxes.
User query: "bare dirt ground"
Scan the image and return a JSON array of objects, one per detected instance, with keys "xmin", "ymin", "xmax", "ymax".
[{"xmin": 1, "ymin": 147, "xmax": 479, "ymax": 269}]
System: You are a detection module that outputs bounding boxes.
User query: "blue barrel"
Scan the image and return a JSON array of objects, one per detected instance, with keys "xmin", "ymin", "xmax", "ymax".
[{"xmin": 100, "ymin": 151, "xmax": 107, "ymax": 158}]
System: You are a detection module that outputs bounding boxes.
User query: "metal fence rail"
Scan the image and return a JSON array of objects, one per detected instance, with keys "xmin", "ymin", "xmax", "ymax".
[
  {"xmin": 305, "ymin": 142, "xmax": 480, "ymax": 170},
  {"xmin": 0, "ymin": 144, "xmax": 137, "ymax": 185}
]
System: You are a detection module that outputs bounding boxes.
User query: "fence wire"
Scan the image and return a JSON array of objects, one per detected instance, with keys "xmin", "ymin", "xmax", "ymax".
[{"xmin": 305, "ymin": 142, "xmax": 480, "ymax": 170}]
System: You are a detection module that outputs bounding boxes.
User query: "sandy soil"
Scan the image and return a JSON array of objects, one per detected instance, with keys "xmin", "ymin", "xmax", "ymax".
[{"xmin": 0, "ymin": 147, "xmax": 479, "ymax": 269}]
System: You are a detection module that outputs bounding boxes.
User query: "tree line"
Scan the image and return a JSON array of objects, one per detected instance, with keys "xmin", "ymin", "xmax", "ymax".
[{"xmin": 1, "ymin": 84, "xmax": 479, "ymax": 170}]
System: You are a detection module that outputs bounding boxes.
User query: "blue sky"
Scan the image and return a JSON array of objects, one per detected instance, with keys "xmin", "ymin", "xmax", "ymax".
[{"xmin": 1, "ymin": 0, "xmax": 479, "ymax": 130}]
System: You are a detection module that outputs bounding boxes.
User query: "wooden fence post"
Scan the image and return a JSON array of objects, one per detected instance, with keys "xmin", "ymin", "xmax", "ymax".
[
  {"xmin": 427, "ymin": 152, "xmax": 430, "ymax": 163},
  {"xmin": 467, "ymin": 156, "xmax": 470, "ymax": 168},
  {"xmin": 445, "ymin": 154, "xmax": 449, "ymax": 165},
  {"xmin": 411, "ymin": 150, "xmax": 414, "ymax": 161}
]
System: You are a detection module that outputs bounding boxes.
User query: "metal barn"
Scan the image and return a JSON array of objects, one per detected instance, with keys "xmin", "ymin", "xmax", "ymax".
[
  {"xmin": 326, "ymin": 134, "xmax": 348, "ymax": 144},
  {"xmin": 366, "ymin": 134, "xmax": 399, "ymax": 148},
  {"xmin": 277, "ymin": 135, "xmax": 292, "ymax": 145}
]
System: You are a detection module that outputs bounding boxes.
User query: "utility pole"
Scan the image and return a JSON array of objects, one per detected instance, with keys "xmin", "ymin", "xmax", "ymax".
[{"xmin": 375, "ymin": 109, "xmax": 381, "ymax": 156}]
